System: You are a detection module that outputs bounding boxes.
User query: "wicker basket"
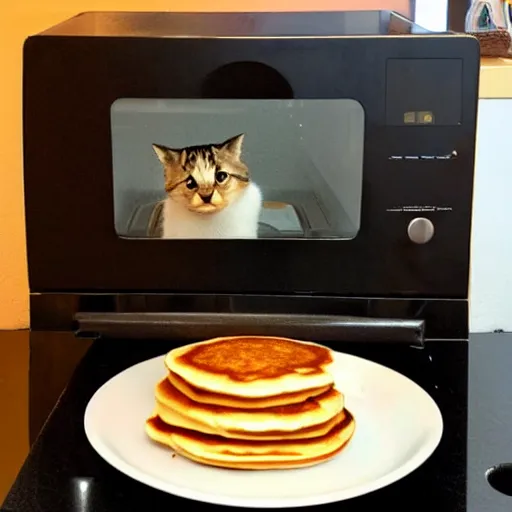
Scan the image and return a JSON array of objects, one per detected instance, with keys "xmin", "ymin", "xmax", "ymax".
[{"xmin": 468, "ymin": 28, "xmax": 512, "ymax": 58}]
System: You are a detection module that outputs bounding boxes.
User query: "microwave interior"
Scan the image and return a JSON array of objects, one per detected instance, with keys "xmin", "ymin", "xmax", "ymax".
[{"xmin": 112, "ymin": 98, "xmax": 364, "ymax": 240}]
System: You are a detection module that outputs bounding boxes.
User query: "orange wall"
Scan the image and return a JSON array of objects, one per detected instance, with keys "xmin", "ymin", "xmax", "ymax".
[
  {"xmin": 0, "ymin": 332, "xmax": 29, "ymax": 502},
  {"xmin": 0, "ymin": 1, "xmax": 410, "ymax": 330}
]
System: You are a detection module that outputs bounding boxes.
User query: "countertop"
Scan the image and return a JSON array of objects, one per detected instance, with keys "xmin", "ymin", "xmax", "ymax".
[
  {"xmin": 467, "ymin": 333, "xmax": 512, "ymax": 511},
  {"xmin": 480, "ymin": 57, "xmax": 512, "ymax": 98},
  {"xmin": 0, "ymin": 331, "xmax": 511, "ymax": 511}
]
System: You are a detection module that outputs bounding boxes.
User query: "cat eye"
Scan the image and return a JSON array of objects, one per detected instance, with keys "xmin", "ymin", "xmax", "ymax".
[
  {"xmin": 185, "ymin": 177, "xmax": 197, "ymax": 189},
  {"xmin": 216, "ymin": 171, "xmax": 228, "ymax": 184}
]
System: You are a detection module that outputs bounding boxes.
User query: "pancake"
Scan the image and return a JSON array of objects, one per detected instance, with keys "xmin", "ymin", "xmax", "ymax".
[
  {"xmin": 145, "ymin": 412, "xmax": 355, "ymax": 470},
  {"xmin": 165, "ymin": 336, "xmax": 335, "ymax": 398},
  {"xmin": 167, "ymin": 370, "xmax": 331, "ymax": 409},
  {"xmin": 153, "ymin": 402, "xmax": 347, "ymax": 441},
  {"xmin": 154, "ymin": 378, "xmax": 344, "ymax": 438}
]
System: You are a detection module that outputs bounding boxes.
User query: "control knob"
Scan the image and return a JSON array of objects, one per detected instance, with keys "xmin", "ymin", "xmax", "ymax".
[{"xmin": 407, "ymin": 217, "xmax": 434, "ymax": 244}]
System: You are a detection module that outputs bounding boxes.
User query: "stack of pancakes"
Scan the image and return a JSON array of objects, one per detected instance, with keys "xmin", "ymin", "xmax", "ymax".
[{"xmin": 145, "ymin": 336, "xmax": 355, "ymax": 469}]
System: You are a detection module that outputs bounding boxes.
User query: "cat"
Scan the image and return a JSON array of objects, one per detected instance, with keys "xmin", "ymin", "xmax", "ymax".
[{"xmin": 151, "ymin": 134, "xmax": 262, "ymax": 239}]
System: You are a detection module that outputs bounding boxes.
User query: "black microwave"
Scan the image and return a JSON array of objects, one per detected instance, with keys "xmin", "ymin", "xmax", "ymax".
[{"xmin": 23, "ymin": 10, "xmax": 479, "ymax": 299}]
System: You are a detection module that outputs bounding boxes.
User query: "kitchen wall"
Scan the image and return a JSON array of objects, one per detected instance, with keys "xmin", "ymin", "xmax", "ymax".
[{"xmin": 470, "ymin": 98, "xmax": 512, "ymax": 334}]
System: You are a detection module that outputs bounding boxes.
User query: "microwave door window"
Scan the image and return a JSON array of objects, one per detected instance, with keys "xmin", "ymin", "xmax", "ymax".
[{"xmin": 111, "ymin": 99, "xmax": 364, "ymax": 240}]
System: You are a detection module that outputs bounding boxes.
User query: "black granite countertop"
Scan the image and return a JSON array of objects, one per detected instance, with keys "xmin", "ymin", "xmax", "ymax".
[{"xmin": 1, "ymin": 332, "xmax": 511, "ymax": 512}]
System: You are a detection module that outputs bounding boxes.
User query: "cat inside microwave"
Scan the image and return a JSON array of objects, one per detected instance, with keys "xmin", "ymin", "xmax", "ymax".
[{"xmin": 112, "ymin": 98, "xmax": 364, "ymax": 240}]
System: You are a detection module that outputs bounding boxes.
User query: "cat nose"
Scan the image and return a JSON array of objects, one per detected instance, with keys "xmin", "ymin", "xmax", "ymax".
[{"xmin": 200, "ymin": 193, "xmax": 213, "ymax": 203}]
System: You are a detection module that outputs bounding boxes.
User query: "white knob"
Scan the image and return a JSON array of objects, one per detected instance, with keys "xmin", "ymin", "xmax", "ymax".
[{"xmin": 407, "ymin": 217, "xmax": 434, "ymax": 244}]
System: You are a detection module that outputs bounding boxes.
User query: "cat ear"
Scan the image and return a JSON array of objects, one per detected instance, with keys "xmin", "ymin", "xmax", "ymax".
[
  {"xmin": 152, "ymin": 144, "xmax": 171, "ymax": 164},
  {"xmin": 152, "ymin": 144, "xmax": 186, "ymax": 166},
  {"xmin": 219, "ymin": 133, "xmax": 245, "ymax": 159}
]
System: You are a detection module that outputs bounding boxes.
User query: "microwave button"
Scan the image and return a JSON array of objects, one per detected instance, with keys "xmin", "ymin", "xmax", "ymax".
[{"xmin": 407, "ymin": 217, "xmax": 435, "ymax": 244}]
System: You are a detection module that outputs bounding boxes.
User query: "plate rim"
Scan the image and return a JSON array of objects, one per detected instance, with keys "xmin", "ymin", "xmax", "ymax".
[{"xmin": 84, "ymin": 351, "xmax": 444, "ymax": 508}]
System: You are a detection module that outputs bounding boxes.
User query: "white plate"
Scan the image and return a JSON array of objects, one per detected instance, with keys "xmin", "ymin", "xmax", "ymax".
[{"xmin": 84, "ymin": 351, "xmax": 443, "ymax": 508}]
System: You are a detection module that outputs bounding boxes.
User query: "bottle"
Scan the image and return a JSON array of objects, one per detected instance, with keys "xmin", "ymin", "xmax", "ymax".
[{"xmin": 465, "ymin": 0, "xmax": 509, "ymax": 32}]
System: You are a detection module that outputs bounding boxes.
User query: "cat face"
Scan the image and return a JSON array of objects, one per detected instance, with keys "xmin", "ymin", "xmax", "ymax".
[{"xmin": 152, "ymin": 134, "xmax": 249, "ymax": 214}]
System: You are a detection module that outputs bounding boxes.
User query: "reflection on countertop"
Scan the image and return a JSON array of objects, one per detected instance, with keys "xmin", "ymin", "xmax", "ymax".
[
  {"xmin": 0, "ymin": 330, "xmax": 91, "ymax": 504},
  {"xmin": 0, "ymin": 331, "xmax": 28, "ymax": 503}
]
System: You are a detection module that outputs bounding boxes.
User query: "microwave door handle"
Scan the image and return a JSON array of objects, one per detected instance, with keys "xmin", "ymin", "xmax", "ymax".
[{"xmin": 74, "ymin": 312, "xmax": 424, "ymax": 347}]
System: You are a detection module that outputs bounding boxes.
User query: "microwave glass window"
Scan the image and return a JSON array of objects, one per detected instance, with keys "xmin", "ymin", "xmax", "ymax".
[{"xmin": 111, "ymin": 99, "xmax": 364, "ymax": 240}]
